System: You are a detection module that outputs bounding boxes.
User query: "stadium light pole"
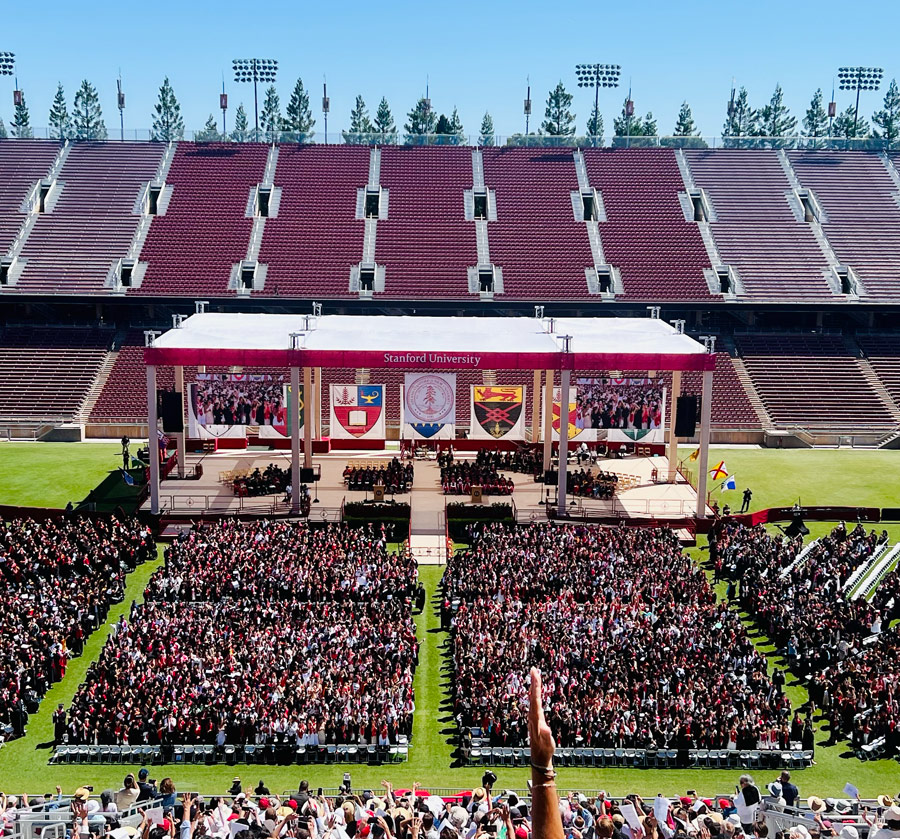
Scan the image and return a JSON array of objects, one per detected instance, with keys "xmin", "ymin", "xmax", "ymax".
[
  {"xmin": 0, "ymin": 52, "xmax": 16, "ymax": 119},
  {"xmin": 837, "ymin": 66, "xmax": 883, "ymax": 138},
  {"xmin": 575, "ymin": 63, "xmax": 620, "ymax": 147},
  {"xmin": 232, "ymin": 58, "xmax": 278, "ymax": 138}
]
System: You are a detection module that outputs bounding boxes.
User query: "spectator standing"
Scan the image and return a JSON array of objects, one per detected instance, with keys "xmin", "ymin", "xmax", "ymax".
[
  {"xmin": 741, "ymin": 488, "xmax": 753, "ymax": 513},
  {"xmin": 735, "ymin": 775, "xmax": 761, "ymax": 833}
]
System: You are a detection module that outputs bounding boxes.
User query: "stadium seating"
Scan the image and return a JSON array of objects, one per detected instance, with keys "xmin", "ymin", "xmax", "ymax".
[
  {"xmin": 0, "ymin": 139, "xmax": 60, "ymax": 256},
  {"xmin": 857, "ymin": 334, "xmax": 900, "ymax": 410},
  {"xmin": 376, "ymin": 146, "xmax": 476, "ymax": 298},
  {"xmin": 135, "ymin": 143, "xmax": 268, "ymax": 296},
  {"xmin": 481, "ymin": 147, "xmax": 595, "ymax": 299},
  {"xmin": 14, "ymin": 143, "xmax": 164, "ymax": 294},
  {"xmin": 0, "ymin": 326, "xmax": 111, "ymax": 421},
  {"xmin": 788, "ymin": 151, "xmax": 900, "ymax": 299},
  {"xmin": 684, "ymin": 149, "xmax": 835, "ymax": 299},
  {"xmin": 583, "ymin": 148, "xmax": 714, "ymax": 300},
  {"xmin": 258, "ymin": 145, "xmax": 367, "ymax": 297},
  {"xmin": 735, "ymin": 334, "xmax": 894, "ymax": 429},
  {"xmin": 90, "ymin": 332, "xmax": 172, "ymax": 422}
]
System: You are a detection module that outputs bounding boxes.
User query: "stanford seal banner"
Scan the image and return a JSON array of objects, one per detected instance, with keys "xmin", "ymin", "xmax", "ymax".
[
  {"xmin": 470, "ymin": 385, "xmax": 526, "ymax": 440},
  {"xmin": 329, "ymin": 384, "xmax": 385, "ymax": 439},
  {"xmin": 402, "ymin": 373, "xmax": 456, "ymax": 440}
]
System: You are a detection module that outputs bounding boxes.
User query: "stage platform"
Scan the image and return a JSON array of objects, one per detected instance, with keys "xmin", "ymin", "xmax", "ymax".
[{"xmin": 146, "ymin": 449, "xmax": 708, "ymax": 527}]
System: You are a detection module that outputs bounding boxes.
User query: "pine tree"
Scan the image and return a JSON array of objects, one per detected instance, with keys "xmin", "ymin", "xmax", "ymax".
[
  {"xmin": 754, "ymin": 84, "xmax": 796, "ymax": 147},
  {"xmin": 231, "ymin": 105, "xmax": 249, "ymax": 142},
  {"xmin": 722, "ymin": 87, "xmax": 755, "ymax": 147},
  {"xmin": 613, "ymin": 99, "xmax": 656, "ymax": 146},
  {"xmin": 72, "ymin": 80, "xmax": 107, "ymax": 141},
  {"xmin": 374, "ymin": 97, "xmax": 396, "ymax": 139},
  {"xmin": 833, "ymin": 105, "xmax": 870, "ymax": 140},
  {"xmin": 872, "ymin": 79, "xmax": 900, "ymax": 145},
  {"xmin": 11, "ymin": 91, "xmax": 32, "ymax": 138},
  {"xmin": 0, "ymin": 118, "xmax": 6, "ymax": 139},
  {"xmin": 479, "ymin": 112, "xmax": 495, "ymax": 147},
  {"xmin": 664, "ymin": 101, "xmax": 706, "ymax": 148},
  {"xmin": 49, "ymin": 83, "xmax": 71, "ymax": 140},
  {"xmin": 284, "ymin": 77, "xmax": 315, "ymax": 142},
  {"xmin": 448, "ymin": 107, "xmax": 464, "ymax": 143},
  {"xmin": 802, "ymin": 88, "xmax": 829, "ymax": 147},
  {"xmin": 434, "ymin": 114, "xmax": 452, "ymax": 135},
  {"xmin": 345, "ymin": 95, "xmax": 373, "ymax": 144},
  {"xmin": 585, "ymin": 104, "xmax": 604, "ymax": 145},
  {"xmin": 197, "ymin": 114, "xmax": 221, "ymax": 142},
  {"xmin": 260, "ymin": 85, "xmax": 283, "ymax": 143},
  {"xmin": 404, "ymin": 97, "xmax": 436, "ymax": 143},
  {"xmin": 542, "ymin": 82, "xmax": 575, "ymax": 137},
  {"xmin": 151, "ymin": 77, "xmax": 184, "ymax": 142}
]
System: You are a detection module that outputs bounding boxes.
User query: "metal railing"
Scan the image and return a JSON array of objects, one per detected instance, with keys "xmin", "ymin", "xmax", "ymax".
[{"xmin": 5, "ymin": 130, "xmax": 899, "ymax": 150}]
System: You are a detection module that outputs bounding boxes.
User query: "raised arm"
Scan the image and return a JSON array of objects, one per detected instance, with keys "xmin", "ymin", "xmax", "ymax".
[{"xmin": 528, "ymin": 667, "xmax": 564, "ymax": 839}]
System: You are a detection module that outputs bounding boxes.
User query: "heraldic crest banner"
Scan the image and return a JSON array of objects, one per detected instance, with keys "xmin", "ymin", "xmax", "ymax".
[
  {"xmin": 329, "ymin": 384, "xmax": 385, "ymax": 439},
  {"xmin": 402, "ymin": 373, "xmax": 456, "ymax": 439},
  {"xmin": 469, "ymin": 385, "xmax": 526, "ymax": 440}
]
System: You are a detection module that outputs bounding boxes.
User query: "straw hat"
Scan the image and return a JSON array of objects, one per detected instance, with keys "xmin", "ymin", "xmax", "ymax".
[{"xmin": 807, "ymin": 797, "xmax": 826, "ymax": 814}]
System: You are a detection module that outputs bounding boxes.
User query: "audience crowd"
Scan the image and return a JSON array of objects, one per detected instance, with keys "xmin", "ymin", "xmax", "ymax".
[
  {"xmin": 0, "ymin": 516, "xmax": 155, "ymax": 740},
  {"xmin": 445, "ymin": 523, "xmax": 789, "ymax": 753},
  {"xmin": 441, "ymin": 463, "xmax": 514, "ymax": 496},
  {"xmin": 576, "ymin": 379, "xmax": 664, "ymax": 430},
  {"xmin": 192, "ymin": 376, "xmax": 286, "ymax": 427},
  {"xmin": 144, "ymin": 520, "xmax": 417, "ymax": 603},
  {"xmin": 565, "ymin": 467, "xmax": 619, "ymax": 499},
  {"xmin": 66, "ymin": 521, "xmax": 417, "ymax": 748},
  {"xmin": 475, "ymin": 448, "xmax": 543, "ymax": 477},
  {"xmin": 343, "ymin": 460, "xmax": 414, "ymax": 493}
]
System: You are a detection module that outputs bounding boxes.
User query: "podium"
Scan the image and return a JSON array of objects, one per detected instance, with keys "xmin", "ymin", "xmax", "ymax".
[
  {"xmin": 470, "ymin": 486, "xmax": 483, "ymax": 504},
  {"xmin": 373, "ymin": 485, "xmax": 385, "ymax": 503}
]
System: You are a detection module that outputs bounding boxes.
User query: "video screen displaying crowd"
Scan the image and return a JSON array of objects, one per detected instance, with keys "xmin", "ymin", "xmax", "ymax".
[
  {"xmin": 716, "ymin": 521, "xmax": 900, "ymax": 755},
  {"xmin": 0, "ymin": 516, "xmax": 155, "ymax": 740},
  {"xmin": 444, "ymin": 523, "xmax": 789, "ymax": 753},
  {"xmin": 144, "ymin": 519, "xmax": 417, "ymax": 603},
  {"xmin": 575, "ymin": 378, "xmax": 664, "ymax": 430},
  {"xmin": 343, "ymin": 459, "xmax": 414, "ymax": 493},
  {"xmin": 192, "ymin": 375, "xmax": 286, "ymax": 427},
  {"xmin": 67, "ymin": 521, "xmax": 418, "ymax": 747}
]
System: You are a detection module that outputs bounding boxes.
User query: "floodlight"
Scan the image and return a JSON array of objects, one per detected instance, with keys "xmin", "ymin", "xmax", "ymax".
[
  {"xmin": 576, "ymin": 62, "xmax": 621, "ymax": 146},
  {"xmin": 837, "ymin": 65, "xmax": 883, "ymax": 138},
  {"xmin": 0, "ymin": 52, "xmax": 14, "ymax": 76},
  {"xmin": 233, "ymin": 57, "xmax": 279, "ymax": 137}
]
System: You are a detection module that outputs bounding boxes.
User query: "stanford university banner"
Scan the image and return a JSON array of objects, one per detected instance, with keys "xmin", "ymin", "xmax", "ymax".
[
  {"xmin": 548, "ymin": 386, "xmax": 584, "ymax": 441},
  {"xmin": 329, "ymin": 384, "xmax": 385, "ymax": 439},
  {"xmin": 402, "ymin": 373, "xmax": 456, "ymax": 440},
  {"xmin": 469, "ymin": 385, "xmax": 526, "ymax": 440}
]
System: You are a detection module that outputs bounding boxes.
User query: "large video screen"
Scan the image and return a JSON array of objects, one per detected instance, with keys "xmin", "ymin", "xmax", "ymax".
[
  {"xmin": 575, "ymin": 377, "xmax": 664, "ymax": 430},
  {"xmin": 190, "ymin": 374, "xmax": 287, "ymax": 430}
]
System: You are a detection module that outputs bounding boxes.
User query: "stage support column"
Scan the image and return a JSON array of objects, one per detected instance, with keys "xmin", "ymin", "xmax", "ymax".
[
  {"xmin": 531, "ymin": 370, "xmax": 541, "ymax": 444},
  {"xmin": 316, "ymin": 367, "xmax": 323, "ymax": 440},
  {"xmin": 291, "ymin": 366, "xmax": 302, "ymax": 515},
  {"xmin": 556, "ymin": 368, "xmax": 571, "ymax": 514},
  {"xmin": 303, "ymin": 366, "xmax": 313, "ymax": 468},
  {"xmin": 174, "ymin": 365, "xmax": 186, "ymax": 478},
  {"xmin": 542, "ymin": 370, "xmax": 553, "ymax": 473},
  {"xmin": 667, "ymin": 370, "xmax": 681, "ymax": 483},
  {"xmin": 695, "ymin": 369, "xmax": 714, "ymax": 518},
  {"xmin": 146, "ymin": 364, "xmax": 160, "ymax": 515}
]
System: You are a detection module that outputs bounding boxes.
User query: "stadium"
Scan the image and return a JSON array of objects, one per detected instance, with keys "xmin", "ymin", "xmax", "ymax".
[{"xmin": 2, "ymin": 10, "xmax": 900, "ymax": 839}]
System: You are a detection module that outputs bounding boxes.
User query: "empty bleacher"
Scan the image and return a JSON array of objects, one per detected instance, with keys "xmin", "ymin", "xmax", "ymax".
[
  {"xmin": 0, "ymin": 140, "xmax": 60, "ymax": 256},
  {"xmin": 15, "ymin": 143, "xmax": 164, "ymax": 294},
  {"xmin": 258, "ymin": 145, "xmax": 367, "ymax": 298},
  {"xmin": 684, "ymin": 149, "xmax": 834, "ymax": 299},
  {"xmin": 482, "ymin": 147, "xmax": 594, "ymax": 299},
  {"xmin": 735, "ymin": 334, "xmax": 894, "ymax": 429},
  {"xmin": 788, "ymin": 151, "xmax": 900, "ymax": 299},
  {"xmin": 857, "ymin": 335, "xmax": 900, "ymax": 411},
  {"xmin": 680, "ymin": 353, "xmax": 760, "ymax": 428},
  {"xmin": 135, "ymin": 143, "xmax": 268, "ymax": 296},
  {"xmin": 376, "ymin": 146, "xmax": 476, "ymax": 298},
  {"xmin": 0, "ymin": 327, "xmax": 111, "ymax": 421},
  {"xmin": 583, "ymin": 148, "xmax": 713, "ymax": 300}
]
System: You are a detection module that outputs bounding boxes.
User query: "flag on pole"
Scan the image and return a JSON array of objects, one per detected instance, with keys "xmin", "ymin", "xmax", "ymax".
[
  {"xmin": 688, "ymin": 448, "xmax": 700, "ymax": 462},
  {"xmin": 721, "ymin": 474, "xmax": 736, "ymax": 491},
  {"xmin": 709, "ymin": 460, "xmax": 728, "ymax": 481},
  {"xmin": 120, "ymin": 469, "xmax": 135, "ymax": 486}
]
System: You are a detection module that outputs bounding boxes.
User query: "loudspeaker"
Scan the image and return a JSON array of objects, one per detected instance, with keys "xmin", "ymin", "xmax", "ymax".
[
  {"xmin": 470, "ymin": 486, "xmax": 484, "ymax": 504},
  {"xmin": 674, "ymin": 396, "xmax": 699, "ymax": 437},
  {"xmin": 299, "ymin": 467, "xmax": 317, "ymax": 483},
  {"xmin": 158, "ymin": 390, "xmax": 183, "ymax": 433},
  {"xmin": 373, "ymin": 485, "xmax": 385, "ymax": 503}
]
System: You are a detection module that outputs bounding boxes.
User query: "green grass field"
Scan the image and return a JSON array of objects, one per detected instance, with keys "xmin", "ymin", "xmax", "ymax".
[{"xmin": 0, "ymin": 443, "xmax": 898, "ymax": 797}]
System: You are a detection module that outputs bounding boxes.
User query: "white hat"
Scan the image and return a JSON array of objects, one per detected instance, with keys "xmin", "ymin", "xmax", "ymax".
[
  {"xmin": 887, "ymin": 805, "xmax": 900, "ymax": 821},
  {"xmin": 767, "ymin": 783, "xmax": 783, "ymax": 798},
  {"xmin": 789, "ymin": 826, "xmax": 811, "ymax": 839},
  {"xmin": 838, "ymin": 828, "xmax": 859, "ymax": 839}
]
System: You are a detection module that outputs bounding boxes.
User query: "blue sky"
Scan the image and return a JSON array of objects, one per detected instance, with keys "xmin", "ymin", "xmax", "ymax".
[{"xmin": 3, "ymin": 0, "xmax": 898, "ymax": 139}]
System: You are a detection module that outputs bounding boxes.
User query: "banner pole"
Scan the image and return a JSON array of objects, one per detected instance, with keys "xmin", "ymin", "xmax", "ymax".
[
  {"xmin": 667, "ymin": 371, "xmax": 681, "ymax": 483},
  {"xmin": 291, "ymin": 366, "xmax": 301, "ymax": 515},
  {"xmin": 542, "ymin": 370, "xmax": 553, "ymax": 473},
  {"xmin": 531, "ymin": 370, "xmax": 541, "ymax": 444}
]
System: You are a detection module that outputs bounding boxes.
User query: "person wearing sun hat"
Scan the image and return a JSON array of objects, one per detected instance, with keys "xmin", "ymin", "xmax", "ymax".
[{"xmin": 870, "ymin": 804, "xmax": 900, "ymax": 839}]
